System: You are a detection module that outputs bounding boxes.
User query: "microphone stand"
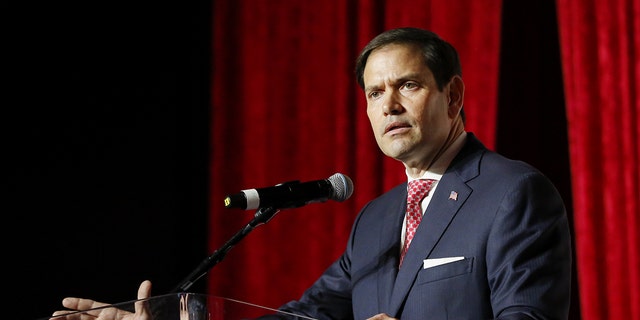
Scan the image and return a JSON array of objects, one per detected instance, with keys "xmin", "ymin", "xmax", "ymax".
[{"xmin": 171, "ymin": 206, "xmax": 280, "ymax": 293}]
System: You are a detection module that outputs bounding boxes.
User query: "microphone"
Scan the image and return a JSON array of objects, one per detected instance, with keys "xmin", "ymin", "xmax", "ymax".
[{"xmin": 223, "ymin": 173, "xmax": 354, "ymax": 210}]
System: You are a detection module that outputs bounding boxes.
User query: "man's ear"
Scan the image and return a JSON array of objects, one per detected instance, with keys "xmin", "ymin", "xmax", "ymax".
[{"xmin": 447, "ymin": 75, "xmax": 464, "ymax": 117}]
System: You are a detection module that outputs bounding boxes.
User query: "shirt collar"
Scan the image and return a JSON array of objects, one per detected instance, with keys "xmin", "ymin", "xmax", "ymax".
[{"xmin": 406, "ymin": 131, "xmax": 467, "ymax": 182}]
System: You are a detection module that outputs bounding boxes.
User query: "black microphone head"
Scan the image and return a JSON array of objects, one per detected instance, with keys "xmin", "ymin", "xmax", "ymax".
[{"xmin": 327, "ymin": 173, "xmax": 354, "ymax": 202}]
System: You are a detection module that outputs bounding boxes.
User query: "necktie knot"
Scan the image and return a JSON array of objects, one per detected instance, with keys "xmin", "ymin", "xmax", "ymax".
[
  {"xmin": 407, "ymin": 179, "xmax": 436, "ymax": 205},
  {"xmin": 400, "ymin": 179, "xmax": 437, "ymax": 267}
]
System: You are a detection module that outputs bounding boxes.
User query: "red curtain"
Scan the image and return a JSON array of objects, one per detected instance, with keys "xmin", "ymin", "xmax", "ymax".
[
  {"xmin": 209, "ymin": 0, "xmax": 502, "ymax": 309},
  {"xmin": 556, "ymin": 0, "xmax": 640, "ymax": 318}
]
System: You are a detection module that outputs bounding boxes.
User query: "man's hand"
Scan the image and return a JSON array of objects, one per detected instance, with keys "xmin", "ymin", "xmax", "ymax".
[
  {"xmin": 51, "ymin": 280, "xmax": 153, "ymax": 320},
  {"xmin": 367, "ymin": 313, "xmax": 398, "ymax": 320}
]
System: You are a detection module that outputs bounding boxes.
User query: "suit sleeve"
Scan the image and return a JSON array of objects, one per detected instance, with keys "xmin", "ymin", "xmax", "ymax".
[
  {"xmin": 488, "ymin": 171, "xmax": 572, "ymax": 319},
  {"xmin": 273, "ymin": 206, "xmax": 365, "ymax": 320}
]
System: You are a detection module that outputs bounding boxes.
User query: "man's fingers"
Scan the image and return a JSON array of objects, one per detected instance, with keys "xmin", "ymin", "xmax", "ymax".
[
  {"xmin": 51, "ymin": 303, "xmax": 105, "ymax": 320},
  {"xmin": 137, "ymin": 280, "xmax": 152, "ymax": 300},
  {"xmin": 62, "ymin": 297, "xmax": 111, "ymax": 310},
  {"xmin": 366, "ymin": 313, "xmax": 397, "ymax": 320},
  {"xmin": 134, "ymin": 280, "xmax": 153, "ymax": 320},
  {"xmin": 51, "ymin": 281, "xmax": 153, "ymax": 320}
]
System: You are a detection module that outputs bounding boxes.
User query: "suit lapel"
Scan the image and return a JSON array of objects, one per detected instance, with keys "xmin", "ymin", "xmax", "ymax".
[
  {"xmin": 387, "ymin": 134, "xmax": 484, "ymax": 314},
  {"xmin": 376, "ymin": 188, "xmax": 407, "ymax": 311},
  {"xmin": 388, "ymin": 178, "xmax": 472, "ymax": 312}
]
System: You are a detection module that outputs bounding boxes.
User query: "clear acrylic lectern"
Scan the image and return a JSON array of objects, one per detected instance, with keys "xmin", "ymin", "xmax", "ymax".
[{"xmin": 42, "ymin": 293, "xmax": 317, "ymax": 320}]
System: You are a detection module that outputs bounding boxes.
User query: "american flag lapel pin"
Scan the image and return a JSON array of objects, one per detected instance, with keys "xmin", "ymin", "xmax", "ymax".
[{"xmin": 449, "ymin": 191, "xmax": 458, "ymax": 201}]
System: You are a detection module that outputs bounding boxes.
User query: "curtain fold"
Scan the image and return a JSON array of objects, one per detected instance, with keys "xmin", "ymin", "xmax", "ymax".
[
  {"xmin": 209, "ymin": 0, "xmax": 500, "ymax": 310},
  {"xmin": 556, "ymin": 0, "xmax": 640, "ymax": 318}
]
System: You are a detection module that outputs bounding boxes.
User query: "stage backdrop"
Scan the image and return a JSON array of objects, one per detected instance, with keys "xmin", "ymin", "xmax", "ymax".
[
  {"xmin": 556, "ymin": 0, "xmax": 640, "ymax": 318},
  {"xmin": 207, "ymin": 0, "xmax": 639, "ymax": 319},
  {"xmin": 208, "ymin": 0, "xmax": 501, "ymax": 309}
]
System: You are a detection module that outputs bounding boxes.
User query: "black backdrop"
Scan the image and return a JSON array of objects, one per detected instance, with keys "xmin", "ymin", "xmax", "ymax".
[
  {"xmin": 9, "ymin": 1, "xmax": 579, "ymax": 319},
  {"xmin": 10, "ymin": 2, "xmax": 211, "ymax": 319}
]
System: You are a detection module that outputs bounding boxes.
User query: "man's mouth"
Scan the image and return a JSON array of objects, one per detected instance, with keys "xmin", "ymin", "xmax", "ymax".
[{"xmin": 384, "ymin": 121, "xmax": 411, "ymax": 135}]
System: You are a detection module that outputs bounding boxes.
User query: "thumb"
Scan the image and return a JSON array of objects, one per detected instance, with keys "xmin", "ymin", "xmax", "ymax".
[
  {"xmin": 133, "ymin": 280, "xmax": 152, "ymax": 320},
  {"xmin": 137, "ymin": 280, "xmax": 152, "ymax": 300}
]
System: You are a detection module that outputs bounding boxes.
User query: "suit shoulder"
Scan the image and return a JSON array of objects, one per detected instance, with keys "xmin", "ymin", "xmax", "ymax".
[{"xmin": 453, "ymin": 133, "xmax": 545, "ymax": 179}]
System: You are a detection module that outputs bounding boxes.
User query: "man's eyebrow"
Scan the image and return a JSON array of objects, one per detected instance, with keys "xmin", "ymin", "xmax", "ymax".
[
  {"xmin": 397, "ymin": 73, "xmax": 421, "ymax": 82},
  {"xmin": 364, "ymin": 84, "xmax": 380, "ymax": 92},
  {"xmin": 365, "ymin": 74, "xmax": 422, "ymax": 92}
]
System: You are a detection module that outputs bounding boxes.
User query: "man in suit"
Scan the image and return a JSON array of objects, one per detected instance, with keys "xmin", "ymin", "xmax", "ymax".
[
  {"xmin": 53, "ymin": 27, "xmax": 572, "ymax": 319},
  {"xmin": 273, "ymin": 27, "xmax": 572, "ymax": 319}
]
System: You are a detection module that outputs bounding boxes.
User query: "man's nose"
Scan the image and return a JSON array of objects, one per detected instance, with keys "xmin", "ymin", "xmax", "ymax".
[{"xmin": 382, "ymin": 92, "xmax": 404, "ymax": 115}]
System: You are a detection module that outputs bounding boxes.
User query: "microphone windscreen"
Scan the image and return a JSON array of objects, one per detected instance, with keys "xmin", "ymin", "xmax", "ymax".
[{"xmin": 327, "ymin": 173, "xmax": 354, "ymax": 201}]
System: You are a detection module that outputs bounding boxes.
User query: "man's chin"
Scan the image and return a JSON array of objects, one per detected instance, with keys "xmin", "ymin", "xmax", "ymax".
[{"xmin": 382, "ymin": 147, "xmax": 412, "ymax": 162}]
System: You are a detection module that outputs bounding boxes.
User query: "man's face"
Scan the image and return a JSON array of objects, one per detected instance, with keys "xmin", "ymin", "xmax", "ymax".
[{"xmin": 363, "ymin": 43, "xmax": 458, "ymax": 169}]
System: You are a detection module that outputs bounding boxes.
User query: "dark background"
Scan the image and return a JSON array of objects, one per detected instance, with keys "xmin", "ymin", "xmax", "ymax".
[
  {"xmin": 9, "ymin": 1, "xmax": 579, "ymax": 319},
  {"xmin": 10, "ymin": 1, "xmax": 211, "ymax": 319}
]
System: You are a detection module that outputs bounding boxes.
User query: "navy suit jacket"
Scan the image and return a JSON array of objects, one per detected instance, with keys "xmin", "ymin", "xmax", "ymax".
[{"xmin": 278, "ymin": 133, "xmax": 572, "ymax": 319}]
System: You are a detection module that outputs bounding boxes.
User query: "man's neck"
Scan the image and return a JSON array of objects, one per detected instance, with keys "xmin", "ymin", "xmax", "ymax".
[{"xmin": 406, "ymin": 130, "xmax": 467, "ymax": 179}]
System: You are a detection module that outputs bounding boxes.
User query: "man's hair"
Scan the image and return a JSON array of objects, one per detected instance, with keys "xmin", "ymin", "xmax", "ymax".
[{"xmin": 355, "ymin": 27, "xmax": 462, "ymax": 91}]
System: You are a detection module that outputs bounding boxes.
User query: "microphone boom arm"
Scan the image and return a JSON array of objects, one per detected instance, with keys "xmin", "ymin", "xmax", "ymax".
[{"xmin": 171, "ymin": 206, "xmax": 280, "ymax": 293}]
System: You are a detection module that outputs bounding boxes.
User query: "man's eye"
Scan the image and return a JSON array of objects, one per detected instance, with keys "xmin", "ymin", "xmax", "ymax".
[
  {"xmin": 403, "ymin": 82, "xmax": 417, "ymax": 89},
  {"xmin": 369, "ymin": 91, "xmax": 381, "ymax": 99}
]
